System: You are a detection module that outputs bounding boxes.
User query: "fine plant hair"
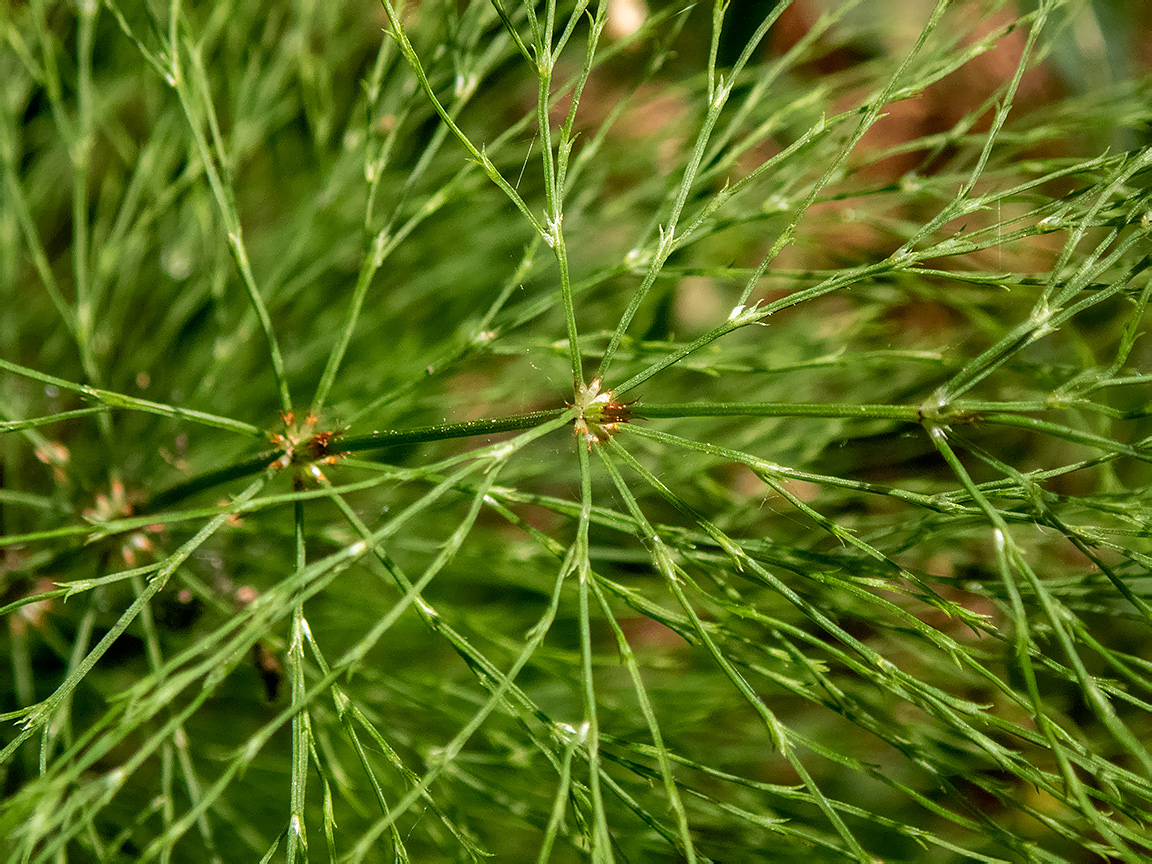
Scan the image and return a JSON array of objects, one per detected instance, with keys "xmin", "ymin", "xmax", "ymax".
[{"xmin": 3, "ymin": 1, "xmax": 1152, "ymax": 861}]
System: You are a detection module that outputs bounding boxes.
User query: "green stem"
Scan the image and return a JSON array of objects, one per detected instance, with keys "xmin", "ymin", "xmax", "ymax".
[
  {"xmin": 635, "ymin": 401, "xmax": 921, "ymax": 421},
  {"xmin": 0, "ymin": 357, "xmax": 263, "ymax": 436},
  {"xmin": 0, "ymin": 477, "xmax": 268, "ymax": 763},
  {"xmin": 287, "ymin": 501, "xmax": 309, "ymax": 864},
  {"xmin": 142, "ymin": 454, "xmax": 278, "ymax": 513},
  {"xmin": 144, "ymin": 409, "xmax": 570, "ymax": 511},
  {"xmin": 167, "ymin": 15, "xmax": 293, "ymax": 413},
  {"xmin": 336, "ymin": 409, "xmax": 567, "ymax": 451},
  {"xmin": 379, "ymin": 0, "xmax": 544, "ymax": 236}
]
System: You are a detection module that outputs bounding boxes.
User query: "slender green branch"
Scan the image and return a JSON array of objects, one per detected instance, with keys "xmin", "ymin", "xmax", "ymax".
[
  {"xmin": 0, "ymin": 358, "xmax": 264, "ymax": 437},
  {"xmin": 538, "ymin": 1, "xmax": 605, "ymax": 388},
  {"xmin": 72, "ymin": 2, "xmax": 112, "ymax": 449},
  {"xmin": 287, "ymin": 501, "xmax": 309, "ymax": 864},
  {"xmin": 926, "ymin": 426, "xmax": 1144, "ymax": 861},
  {"xmin": 588, "ymin": 575, "xmax": 698, "ymax": 862},
  {"xmin": 144, "ymin": 409, "xmax": 569, "ymax": 512},
  {"xmin": 344, "ymin": 236, "xmax": 540, "ymax": 426},
  {"xmin": 635, "ymin": 401, "xmax": 921, "ymax": 421},
  {"xmin": 596, "ymin": 442, "xmax": 871, "ymax": 861},
  {"xmin": 735, "ymin": 0, "xmax": 950, "ymax": 309},
  {"xmin": 312, "ymin": 21, "xmax": 508, "ymax": 417},
  {"xmin": 142, "ymin": 454, "xmax": 278, "ymax": 513},
  {"xmin": 379, "ymin": 0, "xmax": 545, "ymax": 236},
  {"xmin": 0, "ymin": 112, "xmax": 75, "ymax": 335},
  {"xmin": 336, "ymin": 408, "xmax": 567, "ymax": 452},
  {"xmin": 595, "ymin": 13, "xmax": 734, "ymax": 381},
  {"xmin": 167, "ymin": 15, "xmax": 293, "ymax": 413},
  {"xmin": 0, "ymin": 407, "xmax": 109, "ymax": 432},
  {"xmin": 0, "ymin": 477, "xmax": 267, "ymax": 761}
]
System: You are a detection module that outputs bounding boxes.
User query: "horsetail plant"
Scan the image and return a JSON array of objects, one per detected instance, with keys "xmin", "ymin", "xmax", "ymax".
[{"xmin": 3, "ymin": 1, "xmax": 1152, "ymax": 861}]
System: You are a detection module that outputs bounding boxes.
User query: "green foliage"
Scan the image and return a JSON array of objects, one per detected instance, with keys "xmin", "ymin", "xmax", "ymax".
[{"xmin": 3, "ymin": 0, "xmax": 1152, "ymax": 860}]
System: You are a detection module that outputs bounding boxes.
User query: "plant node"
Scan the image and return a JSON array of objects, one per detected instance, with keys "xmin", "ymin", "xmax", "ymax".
[
  {"xmin": 570, "ymin": 379, "xmax": 634, "ymax": 448},
  {"xmin": 82, "ymin": 477, "xmax": 161, "ymax": 565},
  {"xmin": 269, "ymin": 411, "xmax": 347, "ymax": 488}
]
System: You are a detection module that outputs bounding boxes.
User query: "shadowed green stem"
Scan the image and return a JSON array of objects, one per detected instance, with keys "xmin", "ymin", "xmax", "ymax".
[
  {"xmin": 144, "ymin": 408, "xmax": 570, "ymax": 511},
  {"xmin": 335, "ymin": 408, "xmax": 566, "ymax": 451},
  {"xmin": 635, "ymin": 401, "xmax": 921, "ymax": 421}
]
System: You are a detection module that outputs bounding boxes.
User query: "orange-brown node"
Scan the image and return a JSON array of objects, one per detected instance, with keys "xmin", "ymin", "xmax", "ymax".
[
  {"xmin": 570, "ymin": 379, "xmax": 635, "ymax": 449},
  {"xmin": 268, "ymin": 411, "xmax": 347, "ymax": 482},
  {"xmin": 83, "ymin": 480, "xmax": 158, "ymax": 566}
]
